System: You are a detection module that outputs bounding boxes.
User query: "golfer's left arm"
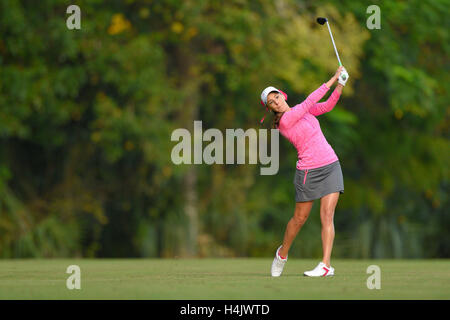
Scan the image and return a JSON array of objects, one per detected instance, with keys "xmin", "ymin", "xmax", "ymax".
[
  {"xmin": 309, "ymin": 84, "xmax": 343, "ymax": 116},
  {"xmin": 310, "ymin": 68, "xmax": 347, "ymax": 116}
]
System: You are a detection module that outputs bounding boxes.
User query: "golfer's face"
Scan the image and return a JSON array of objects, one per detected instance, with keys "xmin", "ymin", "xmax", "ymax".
[{"xmin": 267, "ymin": 92, "xmax": 286, "ymax": 112}]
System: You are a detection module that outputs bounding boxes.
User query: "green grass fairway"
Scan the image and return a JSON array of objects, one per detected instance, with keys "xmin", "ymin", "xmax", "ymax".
[{"xmin": 0, "ymin": 259, "xmax": 449, "ymax": 299}]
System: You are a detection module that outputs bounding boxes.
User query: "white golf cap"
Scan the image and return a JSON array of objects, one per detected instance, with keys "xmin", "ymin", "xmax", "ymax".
[{"xmin": 260, "ymin": 86, "xmax": 281, "ymax": 106}]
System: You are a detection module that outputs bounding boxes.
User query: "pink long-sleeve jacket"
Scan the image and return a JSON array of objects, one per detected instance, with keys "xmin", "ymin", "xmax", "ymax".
[{"xmin": 278, "ymin": 83, "xmax": 340, "ymax": 170}]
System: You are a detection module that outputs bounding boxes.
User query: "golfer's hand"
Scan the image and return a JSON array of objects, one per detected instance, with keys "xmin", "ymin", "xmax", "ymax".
[
  {"xmin": 334, "ymin": 66, "xmax": 344, "ymax": 80},
  {"xmin": 338, "ymin": 67, "xmax": 349, "ymax": 86},
  {"xmin": 326, "ymin": 66, "xmax": 344, "ymax": 88}
]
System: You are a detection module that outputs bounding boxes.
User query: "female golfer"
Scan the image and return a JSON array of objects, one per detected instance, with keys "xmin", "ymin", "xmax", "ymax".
[{"xmin": 260, "ymin": 66, "xmax": 349, "ymax": 277}]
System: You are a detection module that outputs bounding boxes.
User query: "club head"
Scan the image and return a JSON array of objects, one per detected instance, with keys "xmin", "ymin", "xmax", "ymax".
[{"xmin": 316, "ymin": 17, "xmax": 328, "ymax": 25}]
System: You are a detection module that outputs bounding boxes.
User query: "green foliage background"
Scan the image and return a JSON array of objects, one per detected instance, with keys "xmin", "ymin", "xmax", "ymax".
[{"xmin": 0, "ymin": 0, "xmax": 448, "ymax": 259}]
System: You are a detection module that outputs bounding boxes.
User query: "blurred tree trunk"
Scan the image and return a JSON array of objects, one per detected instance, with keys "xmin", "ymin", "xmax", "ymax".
[
  {"xmin": 177, "ymin": 48, "xmax": 201, "ymax": 257},
  {"xmin": 183, "ymin": 90, "xmax": 199, "ymax": 257},
  {"xmin": 184, "ymin": 164, "xmax": 198, "ymax": 256}
]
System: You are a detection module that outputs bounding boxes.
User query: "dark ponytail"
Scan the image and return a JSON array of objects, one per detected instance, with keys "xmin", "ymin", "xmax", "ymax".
[{"xmin": 272, "ymin": 110, "xmax": 285, "ymax": 129}]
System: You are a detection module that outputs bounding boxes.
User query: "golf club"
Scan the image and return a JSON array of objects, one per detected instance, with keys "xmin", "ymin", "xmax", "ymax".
[{"xmin": 317, "ymin": 17, "xmax": 342, "ymax": 67}]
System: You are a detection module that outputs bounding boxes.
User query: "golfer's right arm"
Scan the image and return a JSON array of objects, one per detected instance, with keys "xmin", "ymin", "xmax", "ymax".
[
  {"xmin": 280, "ymin": 67, "xmax": 344, "ymax": 129},
  {"xmin": 280, "ymin": 84, "xmax": 330, "ymax": 129},
  {"xmin": 308, "ymin": 67, "xmax": 345, "ymax": 116}
]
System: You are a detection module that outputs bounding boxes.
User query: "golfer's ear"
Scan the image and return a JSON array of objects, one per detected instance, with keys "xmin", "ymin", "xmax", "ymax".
[{"xmin": 280, "ymin": 91, "xmax": 288, "ymax": 101}]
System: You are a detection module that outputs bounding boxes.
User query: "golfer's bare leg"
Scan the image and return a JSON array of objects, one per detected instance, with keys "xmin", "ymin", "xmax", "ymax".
[
  {"xmin": 278, "ymin": 201, "xmax": 314, "ymax": 258},
  {"xmin": 320, "ymin": 192, "xmax": 340, "ymax": 267}
]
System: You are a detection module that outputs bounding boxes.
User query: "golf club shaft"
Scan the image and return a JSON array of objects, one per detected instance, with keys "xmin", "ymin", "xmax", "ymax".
[{"xmin": 326, "ymin": 21, "xmax": 342, "ymax": 66}]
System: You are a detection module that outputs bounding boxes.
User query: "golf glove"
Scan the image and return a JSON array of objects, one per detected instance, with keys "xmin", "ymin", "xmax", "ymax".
[{"xmin": 338, "ymin": 68, "xmax": 349, "ymax": 86}]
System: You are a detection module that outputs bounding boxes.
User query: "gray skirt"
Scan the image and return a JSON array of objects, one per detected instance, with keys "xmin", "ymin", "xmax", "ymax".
[{"xmin": 293, "ymin": 160, "xmax": 344, "ymax": 202}]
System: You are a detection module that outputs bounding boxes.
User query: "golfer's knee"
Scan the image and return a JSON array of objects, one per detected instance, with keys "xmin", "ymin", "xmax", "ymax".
[
  {"xmin": 320, "ymin": 209, "xmax": 334, "ymax": 225},
  {"xmin": 292, "ymin": 214, "xmax": 308, "ymax": 226}
]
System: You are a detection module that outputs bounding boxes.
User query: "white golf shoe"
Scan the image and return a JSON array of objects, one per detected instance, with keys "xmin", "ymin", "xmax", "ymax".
[
  {"xmin": 271, "ymin": 245, "xmax": 288, "ymax": 277},
  {"xmin": 303, "ymin": 262, "xmax": 334, "ymax": 277}
]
